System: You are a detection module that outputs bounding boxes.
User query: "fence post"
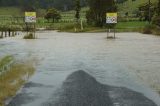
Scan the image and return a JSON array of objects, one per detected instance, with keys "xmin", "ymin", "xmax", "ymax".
[
  {"xmin": 8, "ymin": 28, "xmax": 11, "ymax": 37},
  {"xmin": 5, "ymin": 30, "xmax": 7, "ymax": 37},
  {"xmin": 12, "ymin": 31, "xmax": 15, "ymax": 37},
  {"xmin": 0, "ymin": 31, "xmax": 3, "ymax": 38}
]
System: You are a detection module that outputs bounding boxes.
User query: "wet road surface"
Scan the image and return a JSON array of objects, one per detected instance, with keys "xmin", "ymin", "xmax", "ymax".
[
  {"xmin": 0, "ymin": 31, "xmax": 160, "ymax": 106},
  {"xmin": 8, "ymin": 70, "xmax": 157, "ymax": 106}
]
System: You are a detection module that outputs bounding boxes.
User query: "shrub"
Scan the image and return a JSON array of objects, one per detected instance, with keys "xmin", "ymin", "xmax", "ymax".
[
  {"xmin": 152, "ymin": 15, "xmax": 160, "ymax": 27},
  {"xmin": 44, "ymin": 8, "xmax": 61, "ymax": 23},
  {"xmin": 142, "ymin": 24, "xmax": 154, "ymax": 34},
  {"xmin": 142, "ymin": 22, "xmax": 160, "ymax": 35},
  {"xmin": 23, "ymin": 33, "xmax": 35, "ymax": 39},
  {"xmin": 152, "ymin": 26, "xmax": 160, "ymax": 35},
  {"xmin": 60, "ymin": 23, "xmax": 75, "ymax": 30}
]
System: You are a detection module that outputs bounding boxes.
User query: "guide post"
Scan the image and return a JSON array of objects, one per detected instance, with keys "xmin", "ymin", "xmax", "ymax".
[
  {"xmin": 25, "ymin": 12, "xmax": 36, "ymax": 38},
  {"xmin": 106, "ymin": 12, "xmax": 117, "ymax": 39}
]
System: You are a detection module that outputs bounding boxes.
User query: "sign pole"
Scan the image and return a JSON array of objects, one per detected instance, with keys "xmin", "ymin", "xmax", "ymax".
[
  {"xmin": 114, "ymin": 27, "xmax": 115, "ymax": 38},
  {"xmin": 107, "ymin": 28, "xmax": 109, "ymax": 37},
  {"xmin": 25, "ymin": 12, "xmax": 36, "ymax": 39},
  {"xmin": 26, "ymin": 23, "xmax": 28, "ymax": 36},
  {"xmin": 106, "ymin": 12, "xmax": 117, "ymax": 39},
  {"xmin": 34, "ymin": 23, "xmax": 36, "ymax": 38}
]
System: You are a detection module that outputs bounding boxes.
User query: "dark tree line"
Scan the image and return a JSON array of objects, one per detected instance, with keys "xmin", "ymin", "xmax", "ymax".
[
  {"xmin": 0, "ymin": 0, "xmax": 87, "ymax": 11},
  {"xmin": 152, "ymin": 0, "xmax": 160, "ymax": 26},
  {"xmin": 116, "ymin": 0, "xmax": 128, "ymax": 4}
]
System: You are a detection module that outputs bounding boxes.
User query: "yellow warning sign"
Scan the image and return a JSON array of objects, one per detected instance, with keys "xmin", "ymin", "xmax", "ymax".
[
  {"xmin": 25, "ymin": 12, "xmax": 36, "ymax": 23},
  {"xmin": 106, "ymin": 13, "xmax": 117, "ymax": 17},
  {"xmin": 106, "ymin": 13, "xmax": 117, "ymax": 24},
  {"xmin": 25, "ymin": 12, "xmax": 36, "ymax": 17}
]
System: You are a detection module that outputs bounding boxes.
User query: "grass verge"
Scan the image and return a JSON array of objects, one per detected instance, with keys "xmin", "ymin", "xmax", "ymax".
[
  {"xmin": 57, "ymin": 21, "xmax": 147, "ymax": 33},
  {"xmin": 0, "ymin": 59, "xmax": 35, "ymax": 106},
  {"xmin": 141, "ymin": 24, "xmax": 160, "ymax": 36}
]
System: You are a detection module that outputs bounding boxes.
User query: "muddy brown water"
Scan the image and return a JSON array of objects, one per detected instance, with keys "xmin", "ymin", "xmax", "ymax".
[{"xmin": 0, "ymin": 31, "xmax": 160, "ymax": 106}]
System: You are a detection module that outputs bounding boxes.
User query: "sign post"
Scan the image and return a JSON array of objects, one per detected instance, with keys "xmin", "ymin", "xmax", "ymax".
[
  {"xmin": 106, "ymin": 12, "xmax": 117, "ymax": 38},
  {"xmin": 25, "ymin": 12, "xmax": 36, "ymax": 38}
]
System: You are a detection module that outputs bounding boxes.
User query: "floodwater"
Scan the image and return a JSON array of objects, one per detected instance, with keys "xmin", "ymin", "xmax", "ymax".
[{"xmin": 0, "ymin": 31, "xmax": 160, "ymax": 106}]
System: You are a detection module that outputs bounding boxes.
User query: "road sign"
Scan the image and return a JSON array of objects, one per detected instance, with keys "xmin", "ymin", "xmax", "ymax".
[
  {"xmin": 25, "ymin": 12, "xmax": 36, "ymax": 23},
  {"xmin": 106, "ymin": 13, "xmax": 117, "ymax": 24}
]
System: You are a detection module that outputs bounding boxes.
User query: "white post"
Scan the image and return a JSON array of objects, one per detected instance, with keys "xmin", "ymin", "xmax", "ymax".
[{"xmin": 81, "ymin": 20, "xmax": 84, "ymax": 30}]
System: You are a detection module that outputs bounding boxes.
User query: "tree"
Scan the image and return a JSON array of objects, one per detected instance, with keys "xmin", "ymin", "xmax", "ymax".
[
  {"xmin": 86, "ymin": 0, "xmax": 117, "ymax": 27},
  {"xmin": 138, "ymin": 2, "xmax": 155, "ymax": 21},
  {"xmin": 156, "ymin": 0, "xmax": 160, "ymax": 16},
  {"xmin": 152, "ymin": 0, "xmax": 160, "ymax": 26},
  {"xmin": 75, "ymin": 0, "xmax": 81, "ymax": 22},
  {"xmin": 0, "ymin": 0, "xmax": 87, "ymax": 10},
  {"xmin": 44, "ymin": 8, "xmax": 61, "ymax": 23}
]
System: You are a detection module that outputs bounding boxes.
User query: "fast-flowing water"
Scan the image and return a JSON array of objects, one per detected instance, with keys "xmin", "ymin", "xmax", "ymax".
[{"xmin": 0, "ymin": 31, "xmax": 160, "ymax": 106}]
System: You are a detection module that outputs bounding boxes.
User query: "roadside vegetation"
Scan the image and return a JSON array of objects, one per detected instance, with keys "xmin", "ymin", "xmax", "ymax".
[
  {"xmin": 23, "ymin": 33, "xmax": 36, "ymax": 39},
  {"xmin": 0, "ymin": 0, "xmax": 159, "ymax": 35},
  {"xmin": 0, "ymin": 56, "xmax": 35, "ymax": 106}
]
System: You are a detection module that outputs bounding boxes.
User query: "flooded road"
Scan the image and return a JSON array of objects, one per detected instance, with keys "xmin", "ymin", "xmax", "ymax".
[{"xmin": 0, "ymin": 31, "xmax": 160, "ymax": 106}]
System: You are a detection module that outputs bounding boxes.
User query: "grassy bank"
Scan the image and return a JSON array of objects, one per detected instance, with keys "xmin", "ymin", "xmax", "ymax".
[
  {"xmin": 0, "ymin": 56, "xmax": 35, "ymax": 106},
  {"xmin": 142, "ymin": 24, "xmax": 160, "ymax": 36},
  {"xmin": 0, "ymin": 56, "xmax": 13, "ymax": 73},
  {"xmin": 57, "ymin": 21, "xmax": 147, "ymax": 33},
  {"xmin": 118, "ymin": 0, "xmax": 157, "ymax": 17},
  {"xmin": 0, "ymin": 7, "xmax": 22, "ymax": 16}
]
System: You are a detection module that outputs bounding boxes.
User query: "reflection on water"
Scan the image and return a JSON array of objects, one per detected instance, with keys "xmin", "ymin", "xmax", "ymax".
[{"xmin": 0, "ymin": 31, "xmax": 160, "ymax": 106}]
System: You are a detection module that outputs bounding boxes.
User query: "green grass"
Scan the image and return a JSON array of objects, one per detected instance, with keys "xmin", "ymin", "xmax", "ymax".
[
  {"xmin": 0, "ymin": 3, "xmax": 156, "ymax": 33},
  {"xmin": 0, "ymin": 7, "xmax": 22, "ymax": 16},
  {"xmin": 58, "ymin": 21, "xmax": 148, "ymax": 33},
  {"xmin": 0, "ymin": 56, "xmax": 14, "ymax": 72},
  {"xmin": 0, "ymin": 59, "xmax": 35, "ymax": 106},
  {"xmin": 61, "ymin": 7, "xmax": 88, "ymax": 21},
  {"xmin": 116, "ymin": 21, "xmax": 147, "ymax": 29},
  {"xmin": 0, "ymin": 0, "xmax": 157, "ymax": 21},
  {"xmin": 118, "ymin": 0, "xmax": 158, "ymax": 17}
]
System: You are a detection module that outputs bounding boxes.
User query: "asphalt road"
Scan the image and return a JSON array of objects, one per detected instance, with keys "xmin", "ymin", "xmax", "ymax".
[{"xmin": 8, "ymin": 70, "xmax": 157, "ymax": 106}]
